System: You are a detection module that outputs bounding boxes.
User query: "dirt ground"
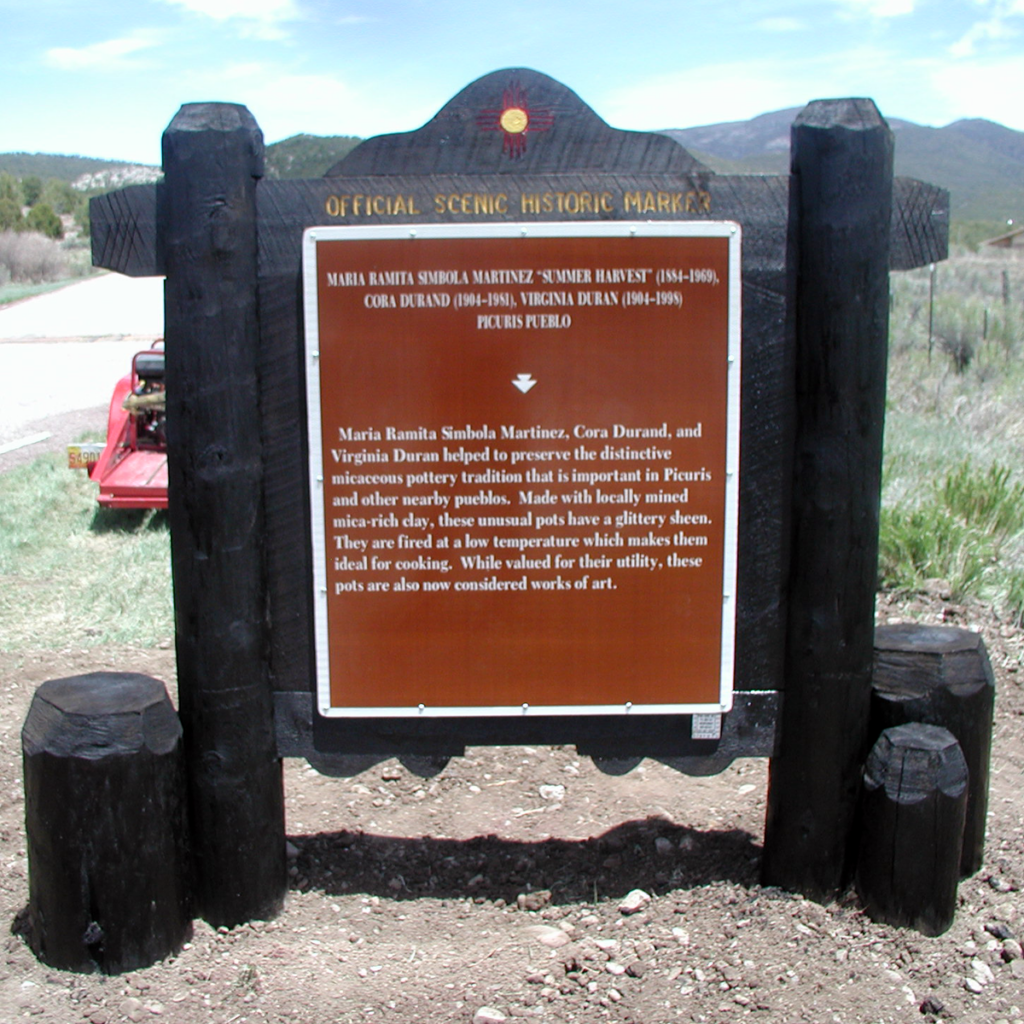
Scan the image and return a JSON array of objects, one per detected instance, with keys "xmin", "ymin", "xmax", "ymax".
[{"xmin": 0, "ymin": 592, "xmax": 1021, "ymax": 1024}]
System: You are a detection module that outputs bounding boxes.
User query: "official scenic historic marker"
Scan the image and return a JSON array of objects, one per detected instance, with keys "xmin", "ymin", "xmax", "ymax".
[{"xmin": 304, "ymin": 221, "xmax": 741, "ymax": 717}]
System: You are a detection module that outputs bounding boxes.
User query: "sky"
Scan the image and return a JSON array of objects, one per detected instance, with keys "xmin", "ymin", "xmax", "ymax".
[{"xmin": 2, "ymin": 0, "xmax": 1023, "ymax": 165}]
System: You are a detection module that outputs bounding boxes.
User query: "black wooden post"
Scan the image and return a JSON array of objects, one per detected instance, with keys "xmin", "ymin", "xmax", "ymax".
[
  {"xmin": 23, "ymin": 674, "xmax": 191, "ymax": 972},
  {"xmin": 763, "ymin": 99, "xmax": 894, "ymax": 900},
  {"xmin": 856, "ymin": 722, "xmax": 968, "ymax": 936},
  {"xmin": 872, "ymin": 623, "xmax": 995, "ymax": 876},
  {"xmin": 162, "ymin": 103, "xmax": 286, "ymax": 925}
]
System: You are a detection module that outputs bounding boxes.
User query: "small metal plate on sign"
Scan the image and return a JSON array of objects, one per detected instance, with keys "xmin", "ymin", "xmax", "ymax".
[{"xmin": 691, "ymin": 714, "xmax": 723, "ymax": 740}]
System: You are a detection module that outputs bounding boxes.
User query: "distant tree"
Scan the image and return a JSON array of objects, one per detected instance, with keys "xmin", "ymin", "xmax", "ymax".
[
  {"xmin": 0, "ymin": 173, "xmax": 19, "ymax": 205},
  {"xmin": 21, "ymin": 175, "xmax": 43, "ymax": 206},
  {"xmin": 24, "ymin": 202, "xmax": 63, "ymax": 240},
  {"xmin": 75, "ymin": 201, "xmax": 90, "ymax": 237},
  {"xmin": 264, "ymin": 134, "xmax": 363, "ymax": 178},
  {"xmin": 0, "ymin": 197, "xmax": 23, "ymax": 232},
  {"xmin": 40, "ymin": 178, "xmax": 79, "ymax": 215}
]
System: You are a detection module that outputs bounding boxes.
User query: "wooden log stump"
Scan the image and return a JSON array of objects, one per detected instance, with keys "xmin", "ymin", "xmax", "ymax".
[
  {"xmin": 22, "ymin": 673, "xmax": 191, "ymax": 973},
  {"xmin": 856, "ymin": 722, "xmax": 967, "ymax": 936},
  {"xmin": 872, "ymin": 623, "xmax": 995, "ymax": 876}
]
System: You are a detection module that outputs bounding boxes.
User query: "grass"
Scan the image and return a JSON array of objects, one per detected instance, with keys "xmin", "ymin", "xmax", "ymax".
[
  {"xmin": 0, "ymin": 451, "xmax": 172, "ymax": 651},
  {"xmin": 878, "ymin": 462, "xmax": 1024, "ymax": 599},
  {"xmin": 0, "ymin": 278, "xmax": 78, "ymax": 306},
  {"xmin": 882, "ymin": 249, "xmax": 1024, "ymax": 620}
]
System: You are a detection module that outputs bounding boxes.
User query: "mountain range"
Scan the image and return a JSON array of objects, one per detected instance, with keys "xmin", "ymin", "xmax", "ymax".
[
  {"xmin": 661, "ymin": 109, "xmax": 1023, "ymax": 222},
  {"xmin": 2, "ymin": 111, "xmax": 1020, "ymax": 224},
  {"xmin": 0, "ymin": 135, "xmax": 361, "ymax": 192}
]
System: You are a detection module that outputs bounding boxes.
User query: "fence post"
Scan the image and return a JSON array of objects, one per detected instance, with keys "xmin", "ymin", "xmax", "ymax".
[
  {"xmin": 762, "ymin": 99, "xmax": 894, "ymax": 900},
  {"xmin": 162, "ymin": 102, "xmax": 286, "ymax": 925}
]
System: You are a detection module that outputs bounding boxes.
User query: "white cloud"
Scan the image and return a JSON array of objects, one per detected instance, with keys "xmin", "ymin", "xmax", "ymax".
[
  {"xmin": 235, "ymin": 71, "xmax": 363, "ymax": 133},
  {"xmin": 610, "ymin": 42, "xmax": 1024, "ymax": 133},
  {"xmin": 833, "ymin": 0, "xmax": 916, "ymax": 17},
  {"xmin": 600, "ymin": 63, "xmax": 794, "ymax": 129},
  {"xmin": 973, "ymin": 0, "xmax": 1024, "ymax": 13},
  {"xmin": 170, "ymin": 64, "xmax": 435, "ymax": 140},
  {"xmin": 594, "ymin": 45, "xmax": 1005, "ymax": 131},
  {"xmin": 929, "ymin": 51, "xmax": 1024, "ymax": 129},
  {"xmin": 598, "ymin": 53, "xmax": 900, "ymax": 130},
  {"xmin": 45, "ymin": 35, "xmax": 159, "ymax": 71},
  {"xmin": 754, "ymin": 17, "xmax": 807, "ymax": 32},
  {"xmin": 157, "ymin": 0, "xmax": 302, "ymax": 40},
  {"xmin": 160, "ymin": 0, "xmax": 298, "ymax": 18},
  {"xmin": 950, "ymin": 16, "xmax": 1015, "ymax": 55},
  {"xmin": 949, "ymin": 0, "xmax": 1024, "ymax": 55},
  {"xmin": 218, "ymin": 61, "xmax": 269, "ymax": 81}
]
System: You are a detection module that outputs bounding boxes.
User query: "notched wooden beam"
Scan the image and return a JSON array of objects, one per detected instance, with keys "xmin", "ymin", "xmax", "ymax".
[
  {"xmin": 91, "ymin": 183, "xmax": 162, "ymax": 277},
  {"xmin": 891, "ymin": 177, "xmax": 949, "ymax": 270}
]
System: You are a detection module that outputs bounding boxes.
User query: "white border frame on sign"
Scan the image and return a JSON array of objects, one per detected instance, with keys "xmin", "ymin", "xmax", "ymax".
[{"xmin": 302, "ymin": 221, "xmax": 742, "ymax": 719}]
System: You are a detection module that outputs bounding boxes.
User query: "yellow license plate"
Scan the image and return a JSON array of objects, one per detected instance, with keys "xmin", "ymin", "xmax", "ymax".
[{"xmin": 68, "ymin": 444, "xmax": 103, "ymax": 470}]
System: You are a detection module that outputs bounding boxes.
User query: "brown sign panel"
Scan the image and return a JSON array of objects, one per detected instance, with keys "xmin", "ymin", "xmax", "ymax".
[{"xmin": 303, "ymin": 223, "xmax": 740, "ymax": 717}]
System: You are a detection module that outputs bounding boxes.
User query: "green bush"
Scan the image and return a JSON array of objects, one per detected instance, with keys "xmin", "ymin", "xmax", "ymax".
[
  {"xmin": 940, "ymin": 461, "xmax": 1024, "ymax": 541},
  {"xmin": 878, "ymin": 460, "xmax": 1024, "ymax": 599},
  {"xmin": 0, "ymin": 196, "xmax": 23, "ymax": 232},
  {"xmin": 24, "ymin": 202, "xmax": 63, "ymax": 240},
  {"xmin": 40, "ymin": 178, "xmax": 81, "ymax": 216},
  {"xmin": 0, "ymin": 172, "xmax": 19, "ymax": 204},
  {"xmin": 879, "ymin": 504, "xmax": 991, "ymax": 598},
  {"xmin": 932, "ymin": 293, "xmax": 986, "ymax": 373},
  {"xmin": 21, "ymin": 174, "xmax": 42, "ymax": 206},
  {"xmin": 75, "ymin": 201, "xmax": 90, "ymax": 236}
]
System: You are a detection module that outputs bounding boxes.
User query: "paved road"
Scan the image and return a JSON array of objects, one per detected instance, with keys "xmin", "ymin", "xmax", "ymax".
[{"xmin": 0, "ymin": 273, "xmax": 164, "ymax": 470}]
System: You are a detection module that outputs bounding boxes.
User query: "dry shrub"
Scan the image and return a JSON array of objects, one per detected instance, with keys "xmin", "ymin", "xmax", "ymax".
[{"xmin": 0, "ymin": 230, "xmax": 67, "ymax": 283}]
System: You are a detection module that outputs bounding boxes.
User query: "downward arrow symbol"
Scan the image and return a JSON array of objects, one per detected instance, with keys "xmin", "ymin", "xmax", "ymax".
[{"xmin": 513, "ymin": 373, "xmax": 537, "ymax": 394}]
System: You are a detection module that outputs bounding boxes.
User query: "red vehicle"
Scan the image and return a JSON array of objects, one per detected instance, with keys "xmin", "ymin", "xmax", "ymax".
[{"xmin": 69, "ymin": 346, "xmax": 168, "ymax": 509}]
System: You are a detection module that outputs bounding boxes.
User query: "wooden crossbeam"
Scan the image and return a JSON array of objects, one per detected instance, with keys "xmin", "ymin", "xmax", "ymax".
[{"xmin": 92, "ymin": 171, "xmax": 947, "ymax": 279}]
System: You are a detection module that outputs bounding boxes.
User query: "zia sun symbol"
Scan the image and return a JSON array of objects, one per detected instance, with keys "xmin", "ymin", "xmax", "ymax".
[{"xmin": 476, "ymin": 81, "xmax": 554, "ymax": 159}]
